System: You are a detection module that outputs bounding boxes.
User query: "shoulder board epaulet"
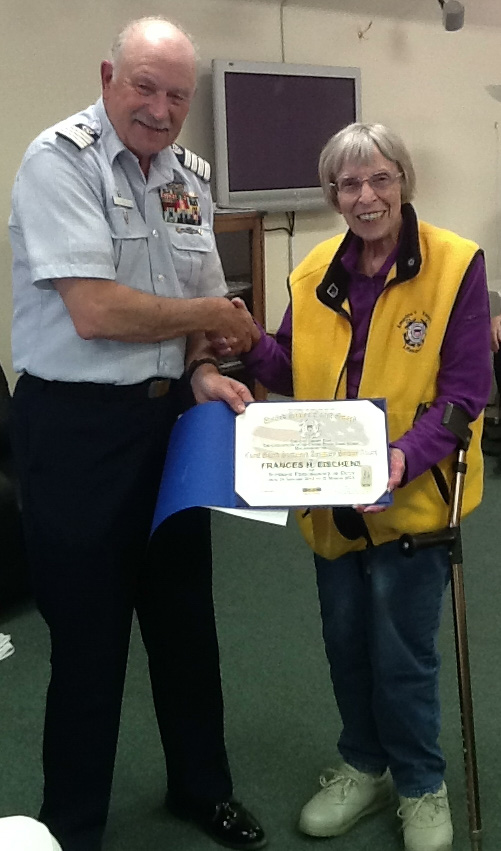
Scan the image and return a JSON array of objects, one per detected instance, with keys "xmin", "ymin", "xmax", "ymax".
[
  {"xmin": 172, "ymin": 143, "xmax": 211, "ymax": 182},
  {"xmin": 55, "ymin": 123, "xmax": 100, "ymax": 150}
]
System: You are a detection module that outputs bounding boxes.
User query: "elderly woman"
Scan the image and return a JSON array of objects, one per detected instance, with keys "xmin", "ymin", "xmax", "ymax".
[{"xmin": 223, "ymin": 123, "xmax": 491, "ymax": 851}]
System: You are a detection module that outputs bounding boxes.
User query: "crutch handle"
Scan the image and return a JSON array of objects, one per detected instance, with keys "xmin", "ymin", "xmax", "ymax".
[{"xmin": 400, "ymin": 527, "xmax": 457, "ymax": 556}]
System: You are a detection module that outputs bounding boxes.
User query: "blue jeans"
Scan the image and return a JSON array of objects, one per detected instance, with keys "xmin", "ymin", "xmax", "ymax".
[{"xmin": 314, "ymin": 539, "xmax": 451, "ymax": 798}]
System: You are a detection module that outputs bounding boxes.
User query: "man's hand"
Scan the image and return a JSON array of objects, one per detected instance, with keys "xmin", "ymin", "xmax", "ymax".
[
  {"xmin": 208, "ymin": 298, "xmax": 261, "ymax": 357},
  {"xmin": 491, "ymin": 314, "xmax": 501, "ymax": 353},
  {"xmin": 190, "ymin": 365, "xmax": 254, "ymax": 414},
  {"xmin": 354, "ymin": 447, "xmax": 406, "ymax": 514},
  {"xmin": 206, "ymin": 297, "xmax": 257, "ymax": 354}
]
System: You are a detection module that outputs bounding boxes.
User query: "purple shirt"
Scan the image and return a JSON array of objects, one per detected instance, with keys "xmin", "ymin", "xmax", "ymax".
[{"xmin": 242, "ymin": 237, "xmax": 491, "ymax": 484}]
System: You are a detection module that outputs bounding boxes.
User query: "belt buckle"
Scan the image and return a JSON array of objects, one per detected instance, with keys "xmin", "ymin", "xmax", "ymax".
[{"xmin": 147, "ymin": 378, "xmax": 171, "ymax": 399}]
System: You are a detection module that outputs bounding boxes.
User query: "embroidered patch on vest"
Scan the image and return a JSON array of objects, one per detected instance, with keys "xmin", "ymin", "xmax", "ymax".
[
  {"xmin": 171, "ymin": 143, "xmax": 211, "ymax": 182},
  {"xmin": 398, "ymin": 312, "xmax": 430, "ymax": 352},
  {"xmin": 55, "ymin": 123, "xmax": 100, "ymax": 150}
]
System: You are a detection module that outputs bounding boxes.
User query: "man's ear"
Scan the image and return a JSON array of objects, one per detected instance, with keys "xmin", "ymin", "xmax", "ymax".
[{"xmin": 100, "ymin": 60, "xmax": 113, "ymax": 94}]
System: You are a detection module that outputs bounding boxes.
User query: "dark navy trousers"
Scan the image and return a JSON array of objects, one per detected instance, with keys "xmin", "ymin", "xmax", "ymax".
[{"xmin": 11, "ymin": 374, "xmax": 232, "ymax": 851}]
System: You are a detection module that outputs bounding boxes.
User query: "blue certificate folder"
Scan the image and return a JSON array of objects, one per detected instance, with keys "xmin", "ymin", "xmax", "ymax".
[
  {"xmin": 152, "ymin": 401, "xmax": 240, "ymax": 534},
  {"xmin": 151, "ymin": 399, "xmax": 392, "ymax": 534}
]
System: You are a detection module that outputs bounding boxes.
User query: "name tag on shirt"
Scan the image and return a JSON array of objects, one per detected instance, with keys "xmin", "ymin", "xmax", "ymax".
[{"xmin": 112, "ymin": 195, "xmax": 134, "ymax": 209}]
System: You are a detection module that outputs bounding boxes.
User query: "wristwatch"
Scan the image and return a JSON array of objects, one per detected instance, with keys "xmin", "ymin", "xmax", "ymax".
[{"xmin": 185, "ymin": 357, "xmax": 220, "ymax": 381}]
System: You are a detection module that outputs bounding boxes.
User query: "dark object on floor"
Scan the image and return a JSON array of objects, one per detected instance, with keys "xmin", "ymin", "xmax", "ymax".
[
  {"xmin": 483, "ymin": 419, "xmax": 501, "ymax": 438},
  {"xmin": 167, "ymin": 797, "xmax": 267, "ymax": 850},
  {"xmin": 481, "ymin": 437, "xmax": 501, "ymax": 456},
  {"xmin": 481, "ymin": 419, "xmax": 501, "ymax": 455}
]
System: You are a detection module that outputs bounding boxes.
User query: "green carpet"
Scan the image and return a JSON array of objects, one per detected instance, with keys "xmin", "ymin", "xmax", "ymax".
[{"xmin": 1, "ymin": 455, "xmax": 501, "ymax": 850}]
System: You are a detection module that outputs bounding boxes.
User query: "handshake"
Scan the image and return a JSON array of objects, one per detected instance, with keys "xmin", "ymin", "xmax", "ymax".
[{"xmin": 206, "ymin": 296, "xmax": 261, "ymax": 357}]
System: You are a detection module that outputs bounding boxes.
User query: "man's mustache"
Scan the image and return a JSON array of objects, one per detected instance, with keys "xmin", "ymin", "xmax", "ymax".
[{"xmin": 132, "ymin": 112, "xmax": 170, "ymax": 131}]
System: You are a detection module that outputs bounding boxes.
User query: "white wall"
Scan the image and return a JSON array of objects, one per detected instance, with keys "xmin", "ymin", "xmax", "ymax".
[{"xmin": 2, "ymin": 0, "xmax": 501, "ymax": 383}]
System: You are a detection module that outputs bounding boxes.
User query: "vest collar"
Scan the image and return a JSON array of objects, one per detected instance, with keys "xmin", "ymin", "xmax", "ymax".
[{"xmin": 316, "ymin": 203, "xmax": 422, "ymax": 311}]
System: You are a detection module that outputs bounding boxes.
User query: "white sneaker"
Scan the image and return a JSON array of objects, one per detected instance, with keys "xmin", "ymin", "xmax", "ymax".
[
  {"xmin": 398, "ymin": 782, "xmax": 453, "ymax": 851},
  {"xmin": 298, "ymin": 761, "xmax": 394, "ymax": 837}
]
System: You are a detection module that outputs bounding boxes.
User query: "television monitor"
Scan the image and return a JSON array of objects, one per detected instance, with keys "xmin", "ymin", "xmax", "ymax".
[{"xmin": 212, "ymin": 59, "xmax": 361, "ymax": 213}]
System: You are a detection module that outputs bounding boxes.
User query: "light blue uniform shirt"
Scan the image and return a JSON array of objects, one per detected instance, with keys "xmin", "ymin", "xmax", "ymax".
[{"xmin": 9, "ymin": 98, "xmax": 227, "ymax": 384}]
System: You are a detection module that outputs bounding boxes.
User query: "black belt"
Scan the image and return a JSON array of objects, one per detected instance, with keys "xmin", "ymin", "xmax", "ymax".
[{"xmin": 20, "ymin": 373, "xmax": 173, "ymax": 400}]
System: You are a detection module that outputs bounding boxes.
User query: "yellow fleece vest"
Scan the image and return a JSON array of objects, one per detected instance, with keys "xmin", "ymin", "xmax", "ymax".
[{"xmin": 290, "ymin": 220, "xmax": 483, "ymax": 560}]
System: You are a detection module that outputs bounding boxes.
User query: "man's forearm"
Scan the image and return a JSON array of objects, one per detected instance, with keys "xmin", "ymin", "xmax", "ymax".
[{"xmin": 53, "ymin": 277, "xmax": 250, "ymax": 344}]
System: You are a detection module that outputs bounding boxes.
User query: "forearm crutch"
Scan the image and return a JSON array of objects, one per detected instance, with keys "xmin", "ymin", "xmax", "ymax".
[{"xmin": 399, "ymin": 402, "xmax": 482, "ymax": 851}]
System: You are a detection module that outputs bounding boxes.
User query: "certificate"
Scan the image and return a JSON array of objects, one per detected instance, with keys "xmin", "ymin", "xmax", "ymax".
[
  {"xmin": 150, "ymin": 398, "xmax": 390, "ymax": 536},
  {"xmin": 235, "ymin": 399, "xmax": 391, "ymax": 508}
]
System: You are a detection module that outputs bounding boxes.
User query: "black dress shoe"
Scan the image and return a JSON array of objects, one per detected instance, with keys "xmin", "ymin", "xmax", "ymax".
[{"xmin": 167, "ymin": 797, "xmax": 267, "ymax": 850}]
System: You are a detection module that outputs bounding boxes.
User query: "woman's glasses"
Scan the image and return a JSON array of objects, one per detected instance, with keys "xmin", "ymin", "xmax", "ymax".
[{"xmin": 331, "ymin": 171, "xmax": 403, "ymax": 197}]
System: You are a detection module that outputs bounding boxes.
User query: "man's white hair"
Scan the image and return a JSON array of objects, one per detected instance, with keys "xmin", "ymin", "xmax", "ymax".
[{"xmin": 110, "ymin": 17, "xmax": 199, "ymax": 73}]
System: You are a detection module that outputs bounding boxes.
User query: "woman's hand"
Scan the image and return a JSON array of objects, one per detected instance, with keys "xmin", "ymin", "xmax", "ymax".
[{"xmin": 354, "ymin": 447, "xmax": 406, "ymax": 514}]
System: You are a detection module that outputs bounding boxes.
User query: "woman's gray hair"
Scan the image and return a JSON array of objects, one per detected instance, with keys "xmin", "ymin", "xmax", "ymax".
[{"xmin": 319, "ymin": 123, "xmax": 416, "ymax": 208}]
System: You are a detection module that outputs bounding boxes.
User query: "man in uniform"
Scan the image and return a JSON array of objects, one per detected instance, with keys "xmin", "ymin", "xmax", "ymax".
[{"xmin": 9, "ymin": 16, "xmax": 265, "ymax": 851}]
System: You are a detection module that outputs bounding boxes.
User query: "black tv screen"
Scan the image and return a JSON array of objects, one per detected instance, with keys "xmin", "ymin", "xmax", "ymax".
[{"xmin": 212, "ymin": 60, "xmax": 361, "ymax": 212}]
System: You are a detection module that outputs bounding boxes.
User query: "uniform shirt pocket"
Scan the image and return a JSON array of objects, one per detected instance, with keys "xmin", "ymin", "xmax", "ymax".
[
  {"xmin": 107, "ymin": 206, "xmax": 150, "ymax": 286},
  {"xmin": 167, "ymin": 225, "xmax": 215, "ymax": 297}
]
